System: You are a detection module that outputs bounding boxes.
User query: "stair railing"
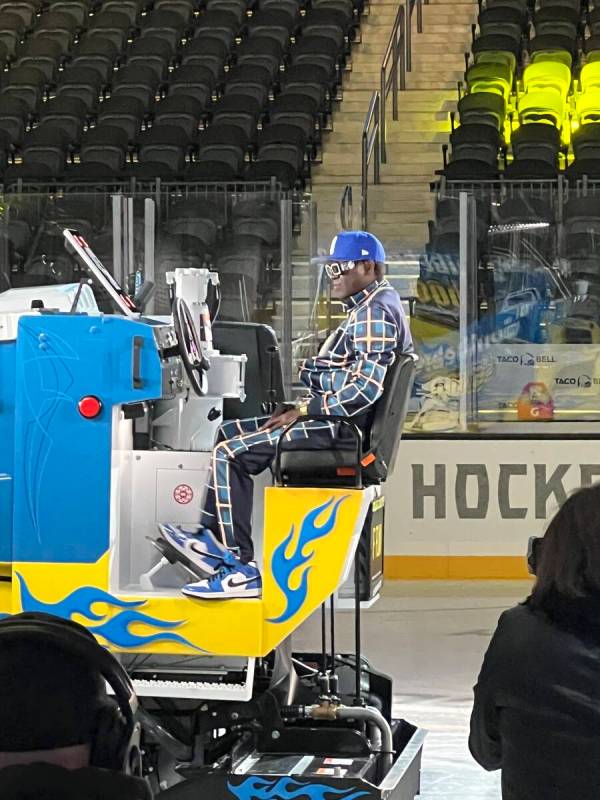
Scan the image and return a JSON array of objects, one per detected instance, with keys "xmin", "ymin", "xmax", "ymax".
[
  {"xmin": 339, "ymin": 183, "xmax": 354, "ymax": 229},
  {"xmin": 380, "ymin": 3, "xmax": 406, "ymax": 165},
  {"xmin": 361, "ymin": 91, "xmax": 381, "ymax": 229},
  {"xmin": 362, "ymin": 0, "xmax": 427, "ymax": 230}
]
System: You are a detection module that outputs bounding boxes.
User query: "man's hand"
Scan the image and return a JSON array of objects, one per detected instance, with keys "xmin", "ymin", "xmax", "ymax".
[{"xmin": 259, "ymin": 408, "xmax": 302, "ymax": 433}]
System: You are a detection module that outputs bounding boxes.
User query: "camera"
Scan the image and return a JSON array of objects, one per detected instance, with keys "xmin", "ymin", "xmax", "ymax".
[{"xmin": 527, "ymin": 536, "xmax": 543, "ymax": 576}]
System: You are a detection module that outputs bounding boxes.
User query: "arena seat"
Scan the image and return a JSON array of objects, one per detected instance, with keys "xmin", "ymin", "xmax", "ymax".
[
  {"xmin": 79, "ymin": 124, "xmax": 130, "ymax": 172},
  {"xmin": 69, "ymin": 38, "xmax": 119, "ymax": 82},
  {"xmin": 465, "ymin": 62, "xmax": 513, "ymax": 102},
  {"xmin": 14, "ymin": 39, "xmax": 64, "ymax": 81},
  {"xmin": 112, "ymin": 65, "xmax": 160, "ymax": 109},
  {"xmin": 572, "ymin": 123, "xmax": 600, "ymax": 161},
  {"xmin": 102, "ymin": 0, "xmax": 145, "ymax": 25},
  {"xmin": 55, "ymin": 65, "xmax": 103, "ymax": 112},
  {"xmin": 168, "ymin": 64, "xmax": 215, "ymax": 107},
  {"xmin": 179, "ymin": 37, "xmax": 230, "ymax": 79},
  {"xmin": 534, "ymin": 6, "xmax": 580, "ymax": 40},
  {"xmin": 0, "ymin": 96, "xmax": 29, "ymax": 143},
  {"xmin": 153, "ymin": 96, "xmax": 203, "ymax": 140},
  {"xmin": 449, "ymin": 123, "xmax": 501, "ymax": 165},
  {"xmin": 86, "ymin": 11, "xmax": 131, "ymax": 51},
  {"xmin": 96, "ymin": 96, "xmax": 146, "ymax": 141},
  {"xmin": 141, "ymin": 9, "xmax": 190, "ymax": 50},
  {"xmin": 235, "ymin": 37, "xmax": 284, "ymax": 79},
  {"xmin": 194, "ymin": 9, "xmax": 241, "ymax": 47},
  {"xmin": 269, "ymin": 94, "xmax": 319, "ymax": 140},
  {"xmin": 528, "ymin": 33, "xmax": 576, "ymax": 66},
  {"xmin": 126, "ymin": 38, "xmax": 174, "ymax": 82},
  {"xmin": 196, "ymin": 123, "xmax": 249, "ymax": 173},
  {"xmin": 0, "ymin": 13, "xmax": 27, "ymax": 58},
  {"xmin": 39, "ymin": 96, "xmax": 88, "ymax": 141},
  {"xmin": 477, "ymin": 7, "xmax": 524, "ymax": 42},
  {"xmin": 517, "ymin": 90, "xmax": 564, "ymax": 127},
  {"xmin": 522, "ymin": 60, "xmax": 571, "ymax": 99},
  {"xmin": 224, "ymin": 64, "xmax": 272, "ymax": 107},
  {"xmin": 245, "ymin": 158, "xmax": 300, "ymax": 189},
  {"xmin": 511, "ymin": 122, "xmax": 561, "ymax": 164},
  {"xmin": 458, "ymin": 92, "xmax": 506, "ymax": 129},
  {"xmin": 231, "ymin": 198, "xmax": 280, "ymax": 245},
  {"xmin": 210, "ymin": 95, "xmax": 262, "ymax": 139},
  {"xmin": 248, "ymin": 9, "xmax": 297, "ymax": 49}
]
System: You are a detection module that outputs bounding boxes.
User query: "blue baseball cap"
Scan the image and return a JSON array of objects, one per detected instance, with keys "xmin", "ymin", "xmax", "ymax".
[{"xmin": 325, "ymin": 230, "xmax": 386, "ymax": 264}]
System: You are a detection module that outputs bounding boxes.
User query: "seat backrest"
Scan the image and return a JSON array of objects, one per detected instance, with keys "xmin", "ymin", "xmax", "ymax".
[
  {"xmin": 212, "ymin": 320, "xmax": 284, "ymax": 418},
  {"xmin": 362, "ymin": 351, "xmax": 417, "ymax": 484}
]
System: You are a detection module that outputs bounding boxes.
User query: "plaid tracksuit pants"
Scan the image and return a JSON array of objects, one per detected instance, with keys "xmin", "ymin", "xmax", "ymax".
[{"xmin": 199, "ymin": 416, "xmax": 341, "ymax": 562}]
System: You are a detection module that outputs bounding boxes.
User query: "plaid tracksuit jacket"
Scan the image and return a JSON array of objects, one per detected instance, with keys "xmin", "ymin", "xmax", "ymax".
[{"xmin": 200, "ymin": 279, "xmax": 413, "ymax": 561}]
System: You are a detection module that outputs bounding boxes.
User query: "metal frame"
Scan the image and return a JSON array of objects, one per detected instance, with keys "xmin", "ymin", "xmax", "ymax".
[
  {"xmin": 361, "ymin": 0, "xmax": 426, "ymax": 230},
  {"xmin": 361, "ymin": 91, "xmax": 381, "ymax": 230}
]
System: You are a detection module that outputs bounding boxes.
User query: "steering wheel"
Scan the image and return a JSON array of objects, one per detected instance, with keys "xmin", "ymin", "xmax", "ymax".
[{"xmin": 172, "ymin": 296, "xmax": 209, "ymax": 397}]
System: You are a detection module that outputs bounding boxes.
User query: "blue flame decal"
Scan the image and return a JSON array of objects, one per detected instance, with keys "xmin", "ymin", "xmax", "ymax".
[
  {"xmin": 17, "ymin": 573, "xmax": 203, "ymax": 651},
  {"xmin": 268, "ymin": 496, "xmax": 348, "ymax": 624},
  {"xmin": 228, "ymin": 777, "xmax": 370, "ymax": 800}
]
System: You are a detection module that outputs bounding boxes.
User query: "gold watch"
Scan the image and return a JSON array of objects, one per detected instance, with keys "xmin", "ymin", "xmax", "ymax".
[{"xmin": 297, "ymin": 400, "xmax": 309, "ymax": 416}]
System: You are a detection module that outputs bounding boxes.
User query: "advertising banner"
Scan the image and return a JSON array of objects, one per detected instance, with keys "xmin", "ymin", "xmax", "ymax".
[
  {"xmin": 476, "ymin": 344, "xmax": 600, "ymax": 421},
  {"xmin": 385, "ymin": 439, "xmax": 600, "ymax": 567}
]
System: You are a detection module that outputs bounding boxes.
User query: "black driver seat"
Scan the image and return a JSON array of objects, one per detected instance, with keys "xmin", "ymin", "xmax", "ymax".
[{"xmin": 275, "ymin": 350, "xmax": 417, "ymax": 488}]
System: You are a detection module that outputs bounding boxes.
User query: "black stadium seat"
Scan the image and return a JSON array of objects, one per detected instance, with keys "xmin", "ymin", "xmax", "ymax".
[
  {"xmin": 79, "ymin": 124, "xmax": 129, "ymax": 172},
  {"xmin": 224, "ymin": 64, "xmax": 271, "ymax": 106},
  {"xmin": 269, "ymin": 94, "xmax": 319, "ymax": 140},
  {"xmin": 56, "ymin": 65, "xmax": 103, "ymax": 112},
  {"xmin": 69, "ymin": 37, "xmax": 118, "ymax": 82},
  {"xmin": 141, "ymin": 9, "xmax": 189, "ymax": 50},
  {"xmin": 112, "ymin": 64, "xmax": 159, "ymax": 109},
  {"xmin": 168, "ymin": 65, "xmax": 214, "ymax": 106},
  {"xmin": 39, "ymin": 96, "xmax": 88, "ymax": 141},
  {"xmin": 196, "ymin": 124, "xmax": 248, "ymax": 175},
  {"xmin": 14, "ymin": 39, "xmax": 64, "ymax": 81},
  {"xmin": 96, "ymin": 95, "xmax": 146, "ymax": 141},
  {"xmin": 136, "ymin": 125, "xmax": 191, "ymax": 174},
  {"xmin": 248, "ymin": 9, "xmax": 297, "ymax": 48},
  {"xmin": 153, "ymin": 96, "xmax": 202, "ymax": 139},
  {"xmin": 235, "ymin": 37, "xmax": 283, "ymax": 79},
  {"xmin": 1, "ymin": 67, "xmax": 47, "ymax": 114},
  {"xmin": 0, "ymin": 96, "xmax": 29, "ymax": 143},
  {"xmin": 180, "ymin": 37, "xmax": 229, "ymax": 79},
  {"xmin": 87, "ymin": 11, "xmax": 131, "ymax": 51},
  {"xmin": 126, "ymin": 37, "xmax": 173, "ymax": 81},
  {"xmin": 211, "ymin": 95, "xmax": 261, "ymax": 139}
]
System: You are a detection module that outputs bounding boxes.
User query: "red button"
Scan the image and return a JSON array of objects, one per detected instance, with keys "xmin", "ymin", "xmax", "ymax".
[{"xmin": 78, "ymin": 396, "xmax": 103, "ymax": 419}]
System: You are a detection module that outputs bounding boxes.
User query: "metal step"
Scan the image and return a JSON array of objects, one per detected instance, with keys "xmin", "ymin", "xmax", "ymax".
[{"xmin": 128, "ymin": 659, "xmax": 256, "ymax": 701}]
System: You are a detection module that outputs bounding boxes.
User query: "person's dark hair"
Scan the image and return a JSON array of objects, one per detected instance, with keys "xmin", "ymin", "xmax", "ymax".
[
  {"xmin": 374, "ymin": 261, "xmax": 385, "ymax": 281},
  {"xmin": 531, "ymin": 484, "xmax": 600, "ymax": 607}
]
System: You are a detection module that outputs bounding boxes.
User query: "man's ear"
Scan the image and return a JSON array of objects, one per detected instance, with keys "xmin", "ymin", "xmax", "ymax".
[{"xmin": 366, "ymin": 260, "xmax": 376, "ymax": 277}]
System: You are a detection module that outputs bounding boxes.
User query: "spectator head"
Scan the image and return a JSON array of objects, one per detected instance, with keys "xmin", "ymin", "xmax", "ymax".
[
  {"xmin": 0, "ymin": 612, "xmax": 141, "ymax": 775},
  {"xmin": 531, "ymin": 484, "xmax": 600, "ymax": 603}
]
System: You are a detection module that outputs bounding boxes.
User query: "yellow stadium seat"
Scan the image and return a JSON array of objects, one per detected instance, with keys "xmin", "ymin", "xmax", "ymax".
[
  {"xmin": 517, "ymin": 90, "xmax": 565, "ymax": 127},
  {"xmin": 474, "ymin": 49, "xmax": 517, "ymax": 74},
  {"xmin": 575, "ymin": 92, "xmax": 600, "ymax": 125},
  {"xmin": 466, "ymin": 62, "xmax": 513, "ymax": 102},
  {"xmin": 523, "ymin": 61, "xmax": 571, "ymax": 100},
  {"xmin": 580, "ymin": 62, "xmax": 600, "ymax": 94}
]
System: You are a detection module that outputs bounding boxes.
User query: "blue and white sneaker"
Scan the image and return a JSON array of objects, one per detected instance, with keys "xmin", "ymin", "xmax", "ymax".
[
  {"xmin": 157, "ymin": 524, "xmax": 227, "ymax": 575},
  {"xmin": 182, "ymin": 551, "xmax": 262, "ymax": 599}
]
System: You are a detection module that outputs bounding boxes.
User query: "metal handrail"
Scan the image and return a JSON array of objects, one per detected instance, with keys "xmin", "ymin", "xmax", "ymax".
[
  {"xmin": 361, "ymin": 0, "xmax": 426, "ymax": 230},
  {"xmin": 380, "ymin": 4, "xmax": 406, "ymax": 164},
  {"xmin": 361, "ymin": 91, "xmax": 381, "ymax": 229},
  {"xmin": 339, "ymin": 183, "xmax": 354, "ymax": 230}
]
